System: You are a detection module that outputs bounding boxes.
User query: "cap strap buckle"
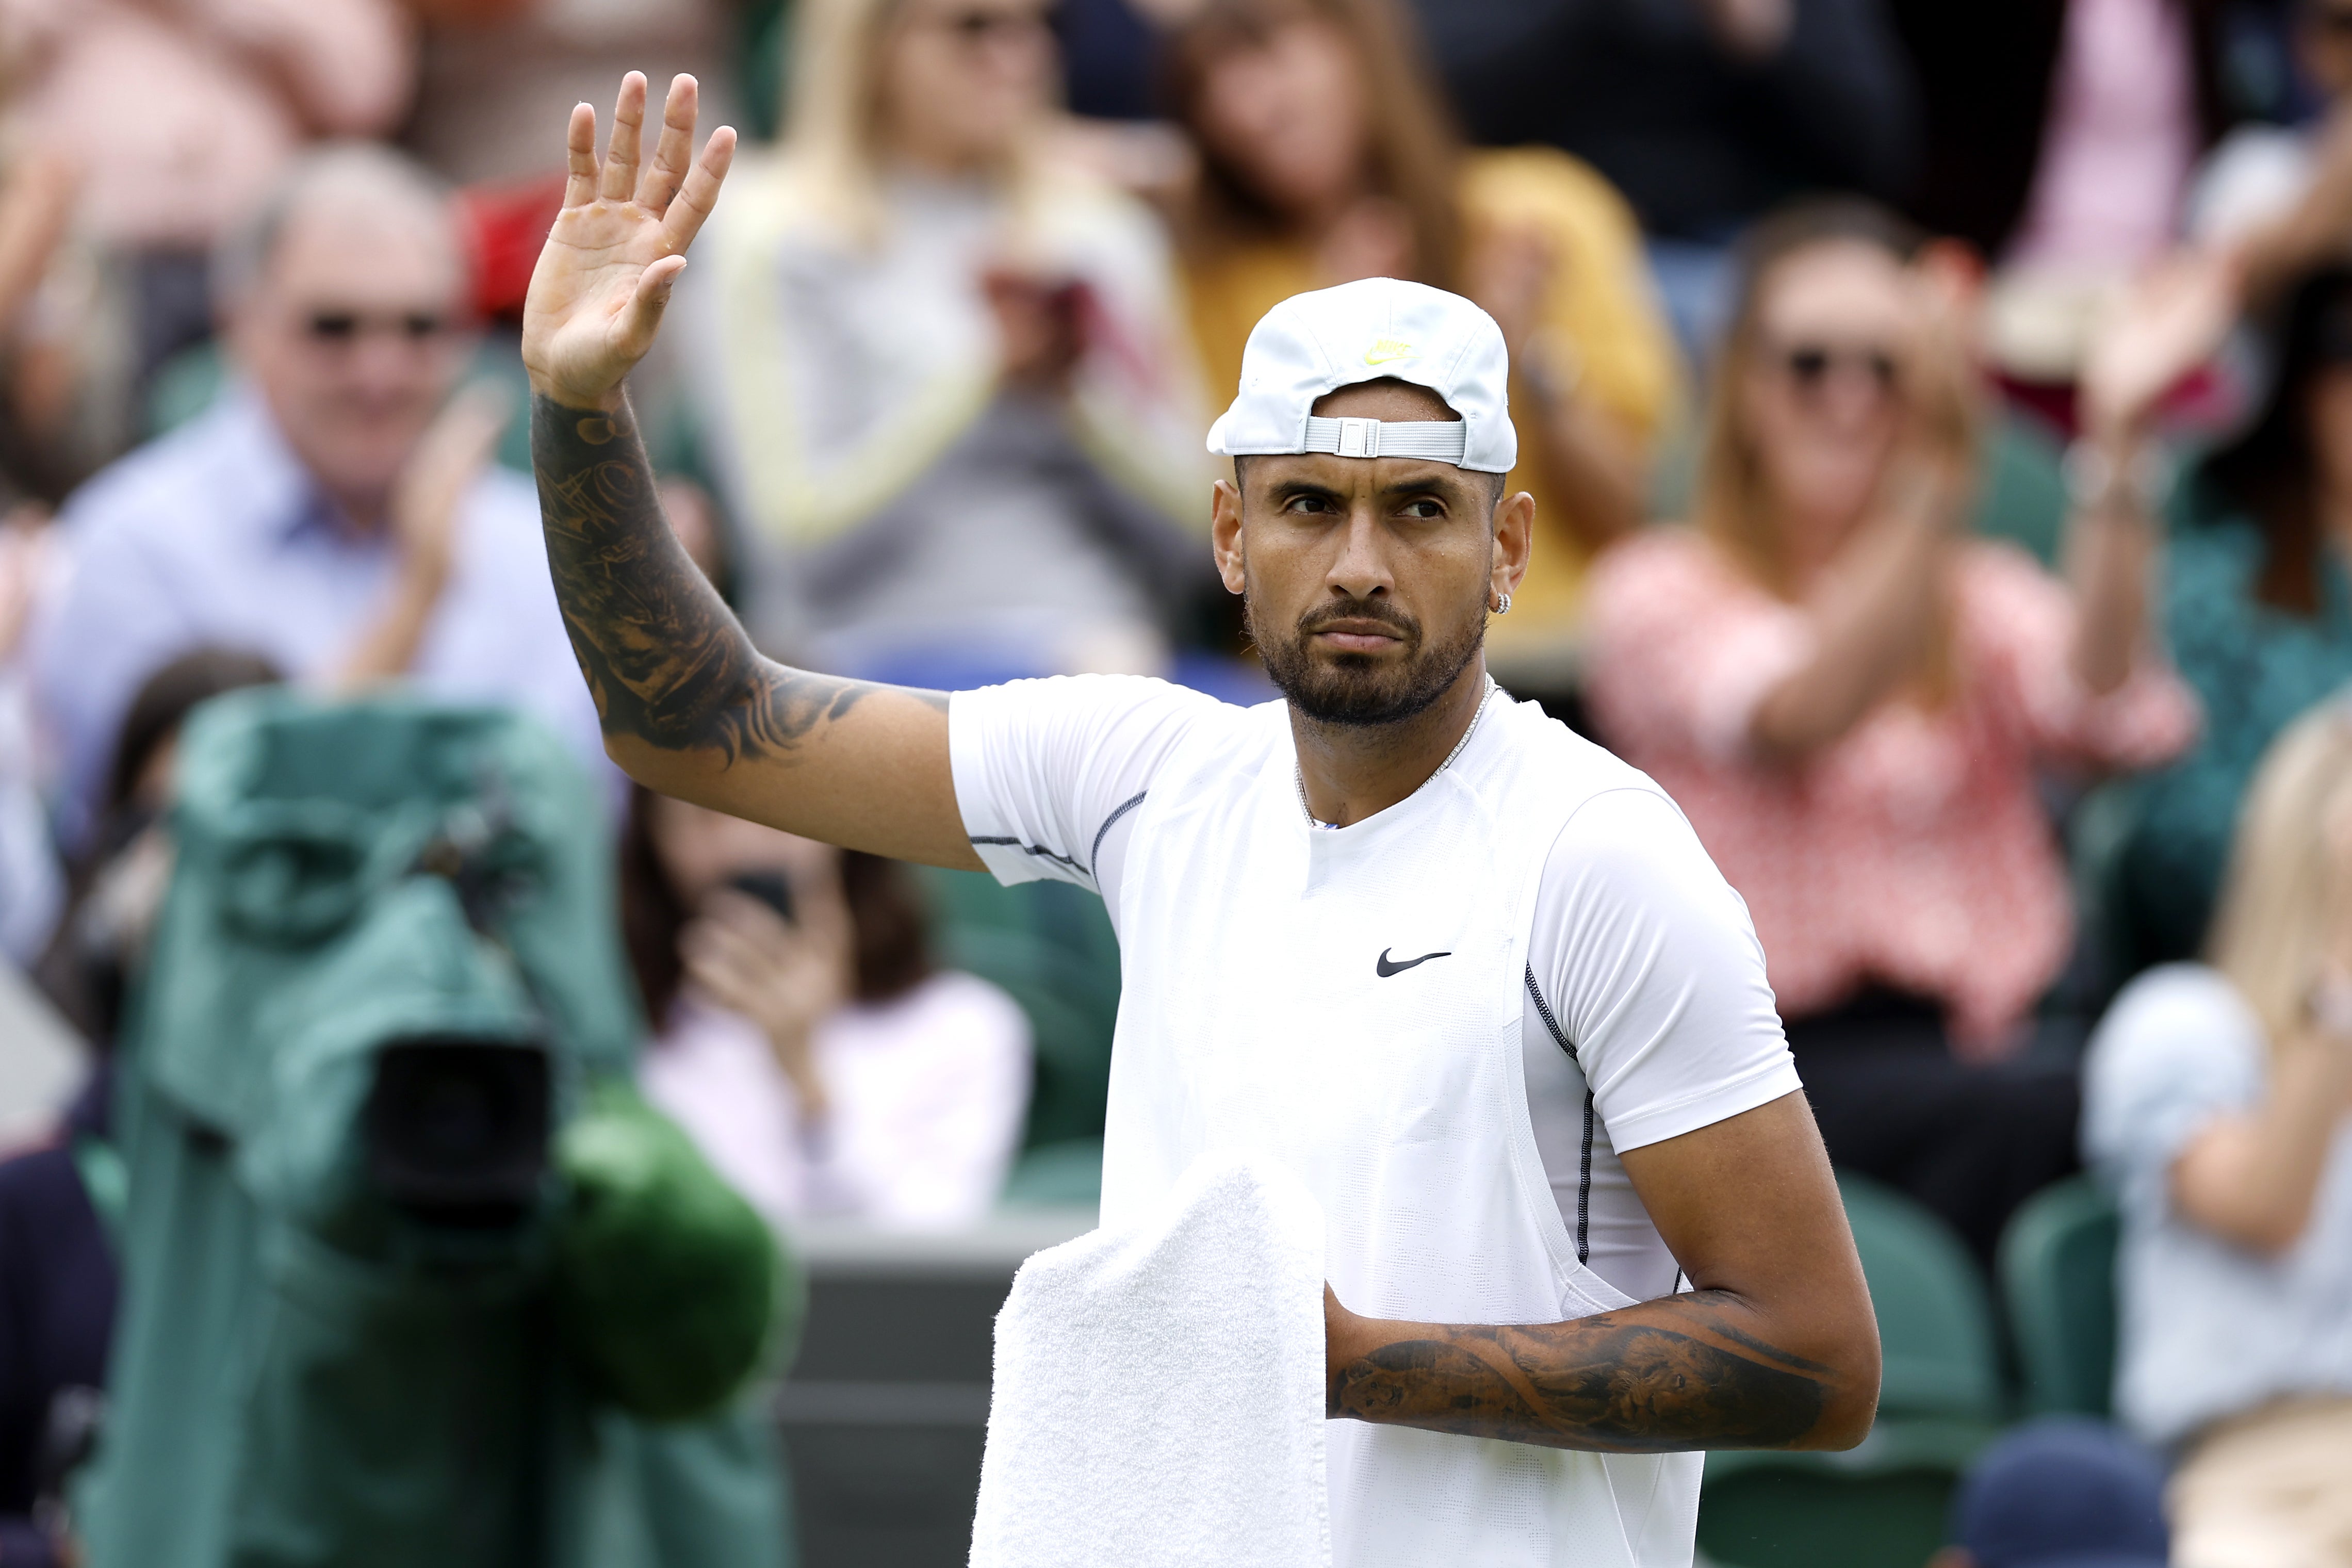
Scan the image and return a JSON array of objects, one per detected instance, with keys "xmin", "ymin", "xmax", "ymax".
[{"xmin": 1302, "ymin": 415, "xmax": 1467, "ymax": 465}]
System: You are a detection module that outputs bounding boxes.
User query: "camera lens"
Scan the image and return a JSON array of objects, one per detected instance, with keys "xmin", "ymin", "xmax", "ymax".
[{"xmin": 365, "ymin": 1037, "xmax": 551, "ymax": 1228}]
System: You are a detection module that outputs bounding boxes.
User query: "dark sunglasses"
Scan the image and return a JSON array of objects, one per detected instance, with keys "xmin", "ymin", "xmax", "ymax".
[
  {"xmin": 302, "ymin": 311, "xmax": 450, "ymax": 345},
  {"xmin": 1774, "ymin": 342, "xmax": 1900, "ymax": 392},
  {"xmin": 2310, "ymin": 3, "xmax": 2352, "ymax": 36},
  {"xmin": 926, "ymin": 6, "xmax": 1051, "ymax": 44}
]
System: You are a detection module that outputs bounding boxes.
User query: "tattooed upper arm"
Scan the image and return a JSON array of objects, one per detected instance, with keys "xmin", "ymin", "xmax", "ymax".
[
  {"xmin": 531, "ymin": 391, "xmax": 972, "ymax": 864},
  {"xmin": 531, "ymin": 392, "xmax": 940, "ymax": 761}
]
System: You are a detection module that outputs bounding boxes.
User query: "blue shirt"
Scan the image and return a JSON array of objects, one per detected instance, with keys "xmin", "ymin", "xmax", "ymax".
[
  {"xmin": 2084, "ymin": 964, "xmax": 2352, "ymax": 1446},
  {"xmin": 30, "ymin": 391, "xmax": 605, "ymax": 842}
]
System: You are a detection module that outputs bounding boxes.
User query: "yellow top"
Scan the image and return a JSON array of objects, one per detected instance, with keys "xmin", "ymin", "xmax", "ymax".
[{"xmin": 1180, "ymin": 146, "xmax": 1679, "ymax": 674}]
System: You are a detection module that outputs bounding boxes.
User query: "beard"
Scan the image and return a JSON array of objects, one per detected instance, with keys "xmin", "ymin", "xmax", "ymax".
[{"xmin": 1250, "ymin": 590, "xmax": 1486, "ymax": 727}]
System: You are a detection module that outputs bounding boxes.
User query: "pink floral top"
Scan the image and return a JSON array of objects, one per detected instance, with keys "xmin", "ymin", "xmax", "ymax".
[{"xmin": 1584, "ymin": 530, "xmax": 2199, "ymax": 1053}]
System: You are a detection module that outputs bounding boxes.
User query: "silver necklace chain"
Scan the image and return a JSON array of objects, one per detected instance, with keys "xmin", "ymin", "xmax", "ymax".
[{"xmin": 1296, "ymin": 679, "xmax": 1499, "ymax": 829}]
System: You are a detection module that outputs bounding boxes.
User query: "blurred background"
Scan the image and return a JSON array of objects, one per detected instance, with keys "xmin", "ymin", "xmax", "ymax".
[{"xmin": 2, "ymin": 1, "xmax": 2351, "ymax": 1565}]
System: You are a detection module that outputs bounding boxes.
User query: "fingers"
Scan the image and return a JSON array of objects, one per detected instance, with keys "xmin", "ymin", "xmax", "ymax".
[
  {"xmin": 618, "ymin": 254, "xmax": 689, "ymax": 355},
  {"xmin": 659, "ymin": 126, "xmax": 738, "ymax": 257},
  {"xmin": 599, "ymin": 72, "xmax": 649, "ymax": 204},
  {"xmin": 639, "ymin": 74, "xmax": 700, "ymax": 214},
  {"xmin": 564, "ymin": 102, "xmax": 599, "ymax": 208},
  {"xmin": 392, "ymin": 383, "xmax": 511, "ymax": 555},
  {"xmin": 701, "ymin": 888, "xmax": 796, "ymax": 948},
  {"xmin": 437, "ymin": 381, "xmax": 514, "ymax": 469}
]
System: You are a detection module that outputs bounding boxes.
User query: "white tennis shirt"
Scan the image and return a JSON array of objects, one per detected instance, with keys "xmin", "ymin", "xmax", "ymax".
[
  {"xmin": 953, "ymin": 675, "xmax": 1798, "ymax": 1299},
  {"xmin": 955, "ymin": 675, "xmax": 1799, "ymax": 1566}
]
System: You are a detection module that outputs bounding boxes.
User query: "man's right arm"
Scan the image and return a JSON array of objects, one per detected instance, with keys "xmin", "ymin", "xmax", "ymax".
[{"xmin": 522, "ymin": 72, "xmax": 978, "ymax": 869}]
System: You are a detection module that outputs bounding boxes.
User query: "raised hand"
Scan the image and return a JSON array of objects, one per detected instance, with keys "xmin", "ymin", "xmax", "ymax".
[
  {"xmin": 2078, "ymin": 250, "xmax": 2241, "ymax": 447},
  {"xmin": 521, "ymin": 72, "xmax": 736, "ymax": 412}
]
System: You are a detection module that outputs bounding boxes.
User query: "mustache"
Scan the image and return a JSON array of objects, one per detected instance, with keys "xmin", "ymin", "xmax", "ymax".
[{"xmin": 1295, "ymin": 598, "xmax": 1419, "ymax": 640}]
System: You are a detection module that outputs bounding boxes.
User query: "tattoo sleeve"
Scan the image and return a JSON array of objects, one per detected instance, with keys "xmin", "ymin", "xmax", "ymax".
[
  {"xmin": 531, "ymin": 393, "xmax": 937, "ymax": 762},
  {"xmin": 1329, "ymin": 1291, "xmax": 1836, "ymax": 1453}
]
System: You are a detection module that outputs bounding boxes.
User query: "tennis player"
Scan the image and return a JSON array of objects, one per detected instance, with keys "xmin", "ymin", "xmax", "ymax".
[{"xmin": 525, "ymin": 73, "xmax": 1880, "ymax": 1567}]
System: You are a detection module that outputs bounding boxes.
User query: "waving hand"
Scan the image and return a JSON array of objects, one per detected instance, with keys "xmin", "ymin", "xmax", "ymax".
[{"xmin": 522, "ymin": 72, "xmax": 736, "ymax": 412}]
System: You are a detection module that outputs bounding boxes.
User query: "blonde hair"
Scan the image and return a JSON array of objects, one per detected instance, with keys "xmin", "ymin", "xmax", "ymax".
[
  {"xmin": 1695, "ymin": 198, "xmax": 1930, "ymax": 594},
  {"xmin": 2208, "ymin": 702, "xmax": 2352, "ymax": 1049},
  {"xmin": 1692, "ymin": 197, "xmax": 1967, "ymax": 702},
  {"xmin": 780, "ymin": 0, "xmax": 1055, "ymax": 244}
]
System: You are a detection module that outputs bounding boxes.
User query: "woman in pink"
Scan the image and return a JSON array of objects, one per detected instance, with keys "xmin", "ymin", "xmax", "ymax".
[{"xmin": 1586, "ymin": 199, "xmax": 2204, "ymax": 1261}]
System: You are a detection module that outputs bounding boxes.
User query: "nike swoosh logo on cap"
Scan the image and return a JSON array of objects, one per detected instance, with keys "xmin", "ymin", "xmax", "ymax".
[
  {"xmin": 1376, "ymin": 948, "xmax": 1451, "ymax": 977},
  {"xmin": 1363, "ymin": 338, "xmax": 1415, "ymax": 366}
]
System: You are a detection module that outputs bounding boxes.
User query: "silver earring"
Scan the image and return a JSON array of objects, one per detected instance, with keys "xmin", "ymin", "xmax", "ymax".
[{"xmin": 1492, "ymin": 592, "xmax": 1512, "ymax": 615}]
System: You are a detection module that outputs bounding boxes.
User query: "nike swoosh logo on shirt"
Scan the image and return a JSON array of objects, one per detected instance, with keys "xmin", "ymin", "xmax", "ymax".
[{"xmin": 1376, "ymin": 948, "xmax": 1451, "ymax": 977}]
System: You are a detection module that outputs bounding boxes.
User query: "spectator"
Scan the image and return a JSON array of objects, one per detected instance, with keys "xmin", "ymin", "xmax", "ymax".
[
  {"xmin": 1893, "ymin": 0, "xmax": 2234, "ymax": 265},
  {"xmin": 2115, "ymin": 266, "xmax": 2352, "ymax": 967},
  {"xmin": 0, "ymin": 0, "xmax": 412, "ymax": 394},
  {"xmin": 1972, "ymin": 0, "xmax": 2225, "ymax": 391},
  {"xmin": 1928, "ymin": 1416, "xmax": 2169, "ymax": 1568},
  {"xmin": 36, "ymin": 648, "xmax": 283, "ymax": 1047},
  {"xmin": 2, "ymin": 647, "xmax": 280, "ymax": 1568},
  {"xmin": 2192, "ymin": 0, "xmax": 2352, "ymax": 304},
  {"xmin": 1583, "ymin": 199, "xmax": 2199, "ymax": 1262},
  {"xmin": 401, "ymin": 0, "xmax": 748, "ymax": 187},
  {"xmin": 669, "ymin": 0, "xmax": 1211, "ymax": 687},
  {"xmin": 1163, "ymin": 0, "xmax": 1678, "ymax": 687},
  {"xmin": 624, "ymin": 787, "xmax": 1032, "ymax": 1229},
  {"xmin": 0, "ymin": 150, "xmax": 94, "ymax": 505},
  {"xmin": 2084, "ymin": 703, "xmax": 2352, "ymax": 1568},
  {"xmin": 0, "ymin": 153, "xmax": 99, "ymax": 963},
  {"xmin": 28, "ymin": 145, "xmax": 603, "ymax": 850},
  {"xmin": 1403, "ymin": 0, "xmax": 1919, "ymax": 355}
]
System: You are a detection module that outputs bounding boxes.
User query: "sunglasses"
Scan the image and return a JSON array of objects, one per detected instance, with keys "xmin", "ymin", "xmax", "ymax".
[
  {"xmin": 301, "ymin": 310, "xmax": 450, "ymax": 346},
  {"xmin": 1772, "ymin": 342, "xmax": 1900, "ymax": 393},
  {"xmin": 919, "ymin": 5, "xmax": 1051, "ymax": 44},
  {"xmin": 2310, "ymin": 4, "xmax": 2352, "ymax": 35}
]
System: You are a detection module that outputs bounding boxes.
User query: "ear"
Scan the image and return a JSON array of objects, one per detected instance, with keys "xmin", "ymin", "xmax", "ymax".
[
  {"xmin": 1491, "ymin": 488, "xmax": 1534, "ymax": 604},
  {"xmin": 1925, "ymin": 1548, "xmax": 1975, "ymax": 1568},
  {"xmin": 1212, "ymin": 478, "xmax": 1247, "ymax": 595}
]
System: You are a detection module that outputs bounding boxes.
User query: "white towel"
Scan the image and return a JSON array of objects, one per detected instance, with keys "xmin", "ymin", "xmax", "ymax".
[{"xmin": 969, "ymin": 1148, "xmax": 1332, "ymax": 1568}]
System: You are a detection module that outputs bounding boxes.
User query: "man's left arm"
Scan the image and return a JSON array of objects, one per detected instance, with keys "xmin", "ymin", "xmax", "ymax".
[{"xmin": 1326, "ymin": 1089, "xmax": 1880, "ymax": 1452}]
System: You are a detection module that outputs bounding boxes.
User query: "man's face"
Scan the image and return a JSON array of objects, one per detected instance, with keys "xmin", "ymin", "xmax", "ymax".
[
  {"xmin": 230, "ymin": 200, "xmax": 468, "ymax": 518},
  {"xmin": 1211, "ymin": 380, "xmax": 1530, "ymax": 727}
]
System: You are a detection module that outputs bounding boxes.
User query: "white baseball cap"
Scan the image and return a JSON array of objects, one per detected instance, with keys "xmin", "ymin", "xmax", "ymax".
[{"xmin": 1204, "ymin": 276, "xmax": 1517, "ymax": 475}]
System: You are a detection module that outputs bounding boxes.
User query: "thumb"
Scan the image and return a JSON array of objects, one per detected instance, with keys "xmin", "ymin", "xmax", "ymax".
[{"xmin": 620, "ymin": 254, "xmax": 688, "ymax": 352}]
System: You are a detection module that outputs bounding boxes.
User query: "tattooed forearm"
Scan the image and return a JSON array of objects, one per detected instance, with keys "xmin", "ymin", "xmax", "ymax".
[
  {"xmin": 531, "ymin": 394, "xmax": 937, "ymax": 760},
  {"xmin": 1328, "ymin": 1291, "xmax": 1835, "ymax": 1453}
]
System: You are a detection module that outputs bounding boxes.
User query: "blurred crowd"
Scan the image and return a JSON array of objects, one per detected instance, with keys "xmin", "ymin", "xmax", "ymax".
[{"xmin": 1, "ymin": 0, "xmax": 2351, "ymax": 1563}]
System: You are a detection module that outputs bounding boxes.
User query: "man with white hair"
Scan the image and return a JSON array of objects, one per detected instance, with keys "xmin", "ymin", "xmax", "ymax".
[
  {"xmin": 526, "ymin": 73, "xmax": 1881, "ymax": 1568},
  {"xmin": 32, "ymin": 144, "xmax": 602, "ymax": 843}
]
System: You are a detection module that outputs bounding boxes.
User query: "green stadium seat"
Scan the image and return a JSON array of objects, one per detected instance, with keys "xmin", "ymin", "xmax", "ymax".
[
  {"xmin": 998, "ymin": 1138, "xmax": 1105, "ymax": 1210},
  {"xmin": 914, "ymin": 868, "xmax": 1122, "ymax": 1159},
  {"xmin": 1996, "ymin": 1175, "xmax": 2120, "ymax": 1418},
  {"xmin": 1696, "ymin": 1173, "xmax": 2005, "ymax": 1568}
]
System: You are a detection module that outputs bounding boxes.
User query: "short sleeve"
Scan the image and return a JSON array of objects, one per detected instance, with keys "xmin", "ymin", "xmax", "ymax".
[
  {"xmin": 949, "ymin": 674, "xmax": 1221, "ymax": 903},
  {"xmin": 2083, "ymin": 965, "xmax": 2267, "ymax": 1199},
  {"xmin": 1533, "ymin": 786, "xmax": 1800, "ymax": 1153},
  {"xmin": 2186, "ymin": 126, "xmax": 2313, "ymax": 246}
]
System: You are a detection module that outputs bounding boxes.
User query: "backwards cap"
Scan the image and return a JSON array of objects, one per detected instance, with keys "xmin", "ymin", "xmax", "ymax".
[{"xmin": 1204, "ymin": 276, "xmax": 1517, "ymax": 475}]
